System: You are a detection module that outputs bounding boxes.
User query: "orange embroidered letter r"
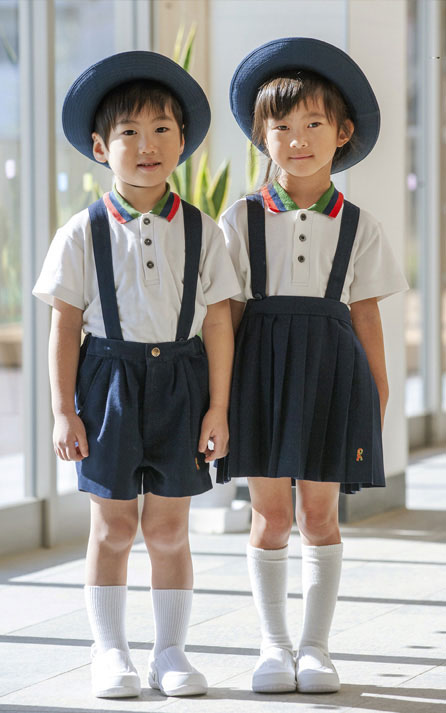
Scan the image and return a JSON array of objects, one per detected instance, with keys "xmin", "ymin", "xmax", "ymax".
[{"xmin": 356, "ymin": 448, "xmax": 364, "ymax": 462}]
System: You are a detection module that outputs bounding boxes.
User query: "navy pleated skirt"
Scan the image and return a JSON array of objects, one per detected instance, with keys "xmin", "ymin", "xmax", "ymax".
[{"xmin": 218, "ymin": 295, "xmax": 385, "ymax": 494}]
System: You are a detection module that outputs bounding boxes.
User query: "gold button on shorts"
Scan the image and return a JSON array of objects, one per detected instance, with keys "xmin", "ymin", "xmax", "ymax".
[{"xmin": 151, "ymin": 347, "xmax": 160, "ymax": 357}]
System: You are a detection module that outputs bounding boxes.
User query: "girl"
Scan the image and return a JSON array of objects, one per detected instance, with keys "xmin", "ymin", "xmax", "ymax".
[{"xmin": 218, "ymin": 38, "xmax": 408, "ymax": 694}]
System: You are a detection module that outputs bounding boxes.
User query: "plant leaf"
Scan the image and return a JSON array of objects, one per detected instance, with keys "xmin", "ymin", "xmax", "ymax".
[
  {"xmin": 208, "ymin": 161, "xmax": 230, "ymax": 220},
  {"xmin": 180, "ymin": 23, "xmax": 197, "ymax": 73},
  {"xmin": 246, "ymin": 140, "xmax": 260, "ymax": 193},
  {"xmin": 193, "ymin": 151, "xmax": 210, "ymax": 207},
  {"xmin": 172, "ymin": 24, "xmax": 184, "ymax": 64}
]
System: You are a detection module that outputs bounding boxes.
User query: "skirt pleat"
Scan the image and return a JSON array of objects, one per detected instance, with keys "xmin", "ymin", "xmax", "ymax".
[{"xmin": 219, "ymin": 296, "xmax": 385, "ymax": 494}]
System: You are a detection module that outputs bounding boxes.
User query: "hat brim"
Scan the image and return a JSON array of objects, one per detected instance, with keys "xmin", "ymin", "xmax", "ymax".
[
  {"xmin": 62, "ymin": 51, "xmax": 210, "ymax": 166},
  {"xmin": 230, "ymin": 37, "xmax": 380, "ymax": 173}
]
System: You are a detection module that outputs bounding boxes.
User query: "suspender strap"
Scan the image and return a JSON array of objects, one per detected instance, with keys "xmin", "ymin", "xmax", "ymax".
[
  {"xmin": 176, "ymin": 200, "xmax": 202, "ymax": 341},
  {"xmin": 246, "ymin": 194, "xmax": 267, "ymax": 299},
  {"xmin": 88, "ymin": 198, "xmax": 124, "ymax": 340},
  {"xmin": 324, "ymin": 200, "xmax": 360, "ymax": 301}
]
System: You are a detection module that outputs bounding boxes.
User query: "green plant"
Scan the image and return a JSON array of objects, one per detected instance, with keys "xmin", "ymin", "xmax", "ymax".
[
  {"xmin": 170, "ymin": 25, "xmax": 231, "ymax": 220},
  {"xmin": 246, "ymin": 139, "xmax": 260, "ymax": 194}
]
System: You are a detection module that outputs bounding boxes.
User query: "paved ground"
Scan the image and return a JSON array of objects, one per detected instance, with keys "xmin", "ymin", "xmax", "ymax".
[{"xmin": 0, "ymin": 450, "xmax": 445, "ymax": 713}]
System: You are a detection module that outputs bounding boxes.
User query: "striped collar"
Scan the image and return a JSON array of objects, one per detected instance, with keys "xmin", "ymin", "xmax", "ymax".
[
  {"xmin": 103, "ymin": 183, "xmax": 181, "ymax": 224},
  {"xmin": 260, "ymin": 181, "xmax": 344, "ymax": 218}
]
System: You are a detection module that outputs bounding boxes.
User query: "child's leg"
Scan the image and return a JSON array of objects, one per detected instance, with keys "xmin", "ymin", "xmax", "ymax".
[
  {"xmin": 141, "ymin": 493, "xmax": 207, "ymax": 697},
  {"xmin": 247, "ymin": 477, "xmax": 296, "ymax": 692},
  {"xmin": 84, "ymin": 494, "xmax": 140, "ymax": 698},
  {"xmin": 295, "ymin": 481, "xmax": 342, "ymax": 693}
]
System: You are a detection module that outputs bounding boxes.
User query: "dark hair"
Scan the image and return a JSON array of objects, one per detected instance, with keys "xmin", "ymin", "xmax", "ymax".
[
  {"xmin": 252, "ymin": 70, "xmax": 357, "ymax": 184},
  {"xmin": 93, "ymin": 79, "xmax": 184, "ymax": 146}
]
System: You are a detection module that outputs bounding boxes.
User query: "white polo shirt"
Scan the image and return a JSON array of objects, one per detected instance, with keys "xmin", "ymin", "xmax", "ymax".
[
  {"xmin": 33, "ymin": 186, "xmax": 241, "ymax": 342},
  {"xmin": 220, "ymin": 182, "xmax": 408, "ymax": 304}
]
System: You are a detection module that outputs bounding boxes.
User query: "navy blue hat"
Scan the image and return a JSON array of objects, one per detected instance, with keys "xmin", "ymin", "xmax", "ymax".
[
  {"xmin": 230, "ymin": 37, "xmax": 380, "ymax": 173},
  {"xmin": 62, "ymin": 51, "xmax": 211, "ymax": 166}
]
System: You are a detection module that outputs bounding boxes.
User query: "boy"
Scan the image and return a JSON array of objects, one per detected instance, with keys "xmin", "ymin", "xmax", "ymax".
[{"xmin": 33, "ymin": 50, "xmax": 240, "ymax": 699}]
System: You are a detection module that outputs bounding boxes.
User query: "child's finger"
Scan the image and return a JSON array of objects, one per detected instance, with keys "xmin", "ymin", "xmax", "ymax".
[
  {"xmin": 76, "ymin": 432, "xmax": 89, "ymax": 458},
  {"xmin": 198, "ymin": 429, "xmax": 211, "ymax": 453}
]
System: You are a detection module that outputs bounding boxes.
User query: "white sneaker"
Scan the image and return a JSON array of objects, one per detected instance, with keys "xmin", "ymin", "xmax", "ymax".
[
  {"xmin": 90, "ymin": 646, "xmax": 141, "ymax": 698},
  {"xmin": 296, "ymin": 645, "xmax": 340, "ymax": 693},
  {"xmin": 148, "ymin": 646, "xmax": 208, "ymax": 697},
  {"xmin": 252, "ymin": 646, "xmax": 296, "ymax": 693}
]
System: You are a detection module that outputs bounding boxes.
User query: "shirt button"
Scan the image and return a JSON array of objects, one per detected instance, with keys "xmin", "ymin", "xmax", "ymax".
[
  {"xmin": 299, "ymin": 234, "xmax": 306, "ymax": 242},
  {"xmin": 298, "ymin": 255, "xmax": 305, "ymax": 263},
  {"xmin": 151, "ymin": 347, "xmax": 160, "ymax": 357},
  {"xmin": 143, "ymin": 217, "xmax": 151, "ymax": 225},
  {"xmin": 144, "ymin": 238, "xmax": 152, "ymax": 246},
  {"xmin": 147, "ymin": 260, "xmax": 154, "ymax": 268},
  {"xmin": 300, "ymin": 213, "xmax": 307, "ymax": 221}
]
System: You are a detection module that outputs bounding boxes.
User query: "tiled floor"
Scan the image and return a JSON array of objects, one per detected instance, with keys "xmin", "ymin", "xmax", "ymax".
[{"xmin": 0, "ymin": 451, "xmax": 445, "ymax": 712}]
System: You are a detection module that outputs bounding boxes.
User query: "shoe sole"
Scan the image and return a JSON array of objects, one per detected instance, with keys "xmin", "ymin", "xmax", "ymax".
[
  {"xmin": 93, "ymin": 685, "xmax": 141, "ymax": 698},
  {"xmin": 297, "ymin": 674, "xmax": 340, "ymax": 694},
  {"xmin": 252, "ymin": 673, "xmax": 296, "ymax": 694},
  {"xmin": 148, "ymin": 673, "xmax": 207, "ymax": 697}
]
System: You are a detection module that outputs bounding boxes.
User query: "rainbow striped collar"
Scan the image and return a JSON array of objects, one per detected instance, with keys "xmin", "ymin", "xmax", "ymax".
[
  {"xmin": 103, "ymin": 183, "xmax": 181, "ymax": 224},
  {"xmin": 260, "ymin": 181, "xmax": 344, "ymax": 218}
]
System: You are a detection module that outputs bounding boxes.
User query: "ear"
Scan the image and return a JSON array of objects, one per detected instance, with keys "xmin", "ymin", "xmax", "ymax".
[
  {"xmin": 337, "ymin": 119, "xmax": 354, "ymax": 148},
  {"xmin": 91, "ymin": 132, "xmax": 108, "ymax": 164},
  {"xmin": 178, "ymin": 129, "xmax": 185, "ymax": 156}
]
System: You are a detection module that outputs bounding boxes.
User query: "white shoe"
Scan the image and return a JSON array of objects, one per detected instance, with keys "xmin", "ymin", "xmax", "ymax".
[
  {"xmin": 296, "ymin": 645, "xmax": 340, "ymax": 693},
  {"xmin": 148, "ymin": 646, "xmax": 208, "ymax": 697},
  {"xmin": 252, "ymin": 646, "xmax": 296, "ymax": 693},
  {"xmin": 91, "ymin": 646, "xmax": 141, "ymax": 698}
]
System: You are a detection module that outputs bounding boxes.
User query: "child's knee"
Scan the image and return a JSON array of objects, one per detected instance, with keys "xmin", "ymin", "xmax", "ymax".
[
  {"xmin": 296, "ymin": 506, "xmax": 339, "ymax": 541},
  {"xmin": 91, "ymin": 513, "xmax": 138, "ymax": 552},
  {"xmin": 251, "ymin": 505, "xmax": 294, "ymax": 548},
  {"xmin": 142, "ymin": 516, "xmax": 189, "ymax": 553}
]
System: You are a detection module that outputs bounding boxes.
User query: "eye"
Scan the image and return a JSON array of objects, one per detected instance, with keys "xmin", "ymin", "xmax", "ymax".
[
  {"xmin": 308, "ymin": 122, "xmax": 321, "ymax": 128},
  {"xmin": 274, "ymin": 125, "xmax": 289, "ymax": 131},
  {"xmin": 122, "ymin": 129, "xmax": 136, "ymax": 136},
  {"xmin": 155, "ymin": 126, "xmax": 169, "ymax": 133}
]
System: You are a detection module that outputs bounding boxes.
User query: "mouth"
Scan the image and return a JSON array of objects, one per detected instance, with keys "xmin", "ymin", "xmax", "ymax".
[
  {"xmin": 290, "ymin": 155, "xmax": 313, "ymax": 160},
  {"xmin": 137, "ymin": 161, "xmax": 161, "ymax": 169}
]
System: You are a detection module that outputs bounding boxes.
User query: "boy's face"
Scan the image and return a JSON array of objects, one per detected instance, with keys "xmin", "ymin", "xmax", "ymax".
[
  {"xmin": 264, "ymin": 95, "xmax": 352, "ymax": 180},
  {"xmin": 92, "ymin": 105, "xmax": 184, "ymax": 192}
]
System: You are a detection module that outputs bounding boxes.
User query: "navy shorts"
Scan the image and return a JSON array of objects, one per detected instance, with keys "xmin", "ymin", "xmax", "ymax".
[{"xmin": 75, "ymin": 334, "xmax": 212, "ymax": 500}]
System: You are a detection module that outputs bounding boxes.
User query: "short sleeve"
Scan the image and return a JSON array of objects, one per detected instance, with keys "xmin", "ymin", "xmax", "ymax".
[
  {"xmin": 32, "ymin": 227, "xmax": 85, "ymax": 310},
  {"xmin": 219, "ymin": 208, "xmax": 250, "ymax": 302},
  {"xmin": 349, "ymin": 220, "xmax": 409, "ymax": 304},
  {"xmin": 199, "ymin": 216, "xmax": 241, "ymax": 305}
]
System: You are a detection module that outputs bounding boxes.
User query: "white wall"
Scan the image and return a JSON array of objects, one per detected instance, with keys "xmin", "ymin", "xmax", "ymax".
[{"xmin": 347, "ymin": 0, "xmax": 408, "ymax": 479}]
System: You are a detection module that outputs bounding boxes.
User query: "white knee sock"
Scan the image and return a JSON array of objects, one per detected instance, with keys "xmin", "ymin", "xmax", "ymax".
[
  {"xmin": 299, "ymin": 543, "xmax": 343, "ymax": 654},
  {"xmin": 84, "ymin": 585, "xmax": 129, "ymax": 654},
  {"xmin": 247, "ymin": 544, "xmax": 293, "ymax": 653},
  {"xmin": 151, "ymin": 589, "xmax": 193, "ymax": 657}
]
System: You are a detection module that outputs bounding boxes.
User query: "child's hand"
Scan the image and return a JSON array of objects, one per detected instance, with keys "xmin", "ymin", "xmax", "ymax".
[
  {"xmin": 53, "ymin": 413, "xmax": 89, "ymax": 461},
  {"xmin": 198, "ymin": 407, "xmax": 229, "ymax": 462}
]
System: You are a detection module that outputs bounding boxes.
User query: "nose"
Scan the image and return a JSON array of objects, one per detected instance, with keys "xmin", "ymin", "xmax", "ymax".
[
  {"xmin": 290, "ymin": 135, "xmax": 308, "ymax": 149},
  {"xmin": 140, "ymin": 134, "xmax": 157, "ymax": 153}
]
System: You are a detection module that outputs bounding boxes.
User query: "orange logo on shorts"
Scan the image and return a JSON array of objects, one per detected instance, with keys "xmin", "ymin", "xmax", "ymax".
[
  {"xmin": 195, "ymin": 457, "xmax": 200, "ymax": 470},
  {"xmin": 356, "ymin": 448, "xmax": 364, "ymax": 462}
]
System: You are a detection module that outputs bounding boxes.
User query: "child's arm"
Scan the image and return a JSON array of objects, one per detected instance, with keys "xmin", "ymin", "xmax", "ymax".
[
  {"xmin": 230, "ymin": 299, "xmax": 245, "ymax": 334},
  {"xmin": 199, "ymin": 299, "xmax": 234, "ymax": 462},
  {"xmin": 350, "ymin": 297, "xmax": 389, "ymax": 429},
  {"xmin": 49, "ymin": 298, "xmax": 89, "ymax": 461}
]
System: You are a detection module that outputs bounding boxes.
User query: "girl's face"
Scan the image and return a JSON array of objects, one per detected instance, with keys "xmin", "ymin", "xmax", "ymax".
[{"xmin": 264, "ymin": 95, "xmax": 353, "ymax": 181}]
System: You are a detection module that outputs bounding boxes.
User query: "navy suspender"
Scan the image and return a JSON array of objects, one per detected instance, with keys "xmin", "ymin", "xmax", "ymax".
[
  {"xmin": 247, "ymin": 195, "xmax": 267, "ymax": 300},
  {"xmin": 324, "ymin": 200, "xmax": 360, "ymax": 301},
  {"xmin": 89, "ymin": 199, "xmax": 123, "ymax": 340},
  {"xmin": 88, "ymin": 197, "xmax": 202, "ymax": 341},
  {"xmin": 246, "ymin": 193, "xmax": 360, "ymax": 301},
  {"xmin": 176, "ymin": 201, "xmax": 202, "ymax": 341}
]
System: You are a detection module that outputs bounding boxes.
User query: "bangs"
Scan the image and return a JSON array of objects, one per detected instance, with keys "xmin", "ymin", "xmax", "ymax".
[{"xmin": 93, "ymin": 79, "xmax": 183, "ymax": 145}]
